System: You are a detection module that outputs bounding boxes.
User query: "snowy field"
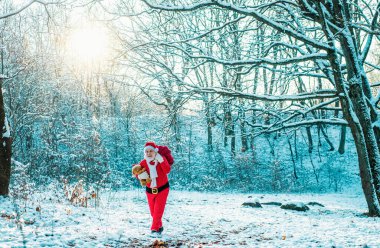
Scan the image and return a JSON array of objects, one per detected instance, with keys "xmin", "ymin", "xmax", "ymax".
[{"xmin": 1, "ymin": 189, "xmax": 380, "ymax": 247}]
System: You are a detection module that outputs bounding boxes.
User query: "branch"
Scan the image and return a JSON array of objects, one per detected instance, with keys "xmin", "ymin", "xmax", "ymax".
[
  {"xmin": 166, "ymin": 16, "xmax": 246, "ymax": 44},
  {"xmin": 263, "ymin": 97, "xmax": 340, "ymax": 131},
  {"xmin": 365, "ymin": 61, "xmax": 380, "ymax": 71},
  {"xmin": 186, "ymin": 86, "xmax": 337, "ymax": 102},
  {"xmin": 141, "ymin": 0, "xmax": 333, "ymax": 51},
  {"xmin": 360, "ymin": 2, "xmax": 380, "ymax": 62},
  {"xmin": 0, "ymin": 0, "xmax": 49, "ymax": 19},
  {"xmin": 156, "ymin": 42, "xmax": 328, "ymax": 66},
  {"xmin": 250, "ymin": 118, "xmax": 348, "ymax": 137}
]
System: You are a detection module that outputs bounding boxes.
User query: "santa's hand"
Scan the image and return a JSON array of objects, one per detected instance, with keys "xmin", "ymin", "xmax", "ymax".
[{"xmin": 155, "ymin": 153, "xmax": 164, "ymax": 163}]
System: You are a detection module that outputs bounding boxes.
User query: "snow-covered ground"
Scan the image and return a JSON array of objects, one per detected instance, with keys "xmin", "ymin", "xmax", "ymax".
[{"xmin": 1, "ymin": 189, "xmax": 379, "ymax": 247}]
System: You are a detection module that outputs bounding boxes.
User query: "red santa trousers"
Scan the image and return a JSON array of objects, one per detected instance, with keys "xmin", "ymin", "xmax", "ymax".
[{"xmin": 146, "ymin": 187, "xmax": 169, "ymax": 231}]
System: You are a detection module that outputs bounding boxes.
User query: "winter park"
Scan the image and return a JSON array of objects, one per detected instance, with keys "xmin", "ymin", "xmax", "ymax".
[{"xmin": 1, "ymin": 0, "xmax": 380, "ymax": 247}]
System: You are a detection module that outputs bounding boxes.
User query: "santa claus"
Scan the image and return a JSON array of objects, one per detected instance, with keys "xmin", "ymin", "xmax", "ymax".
[{"xmin": 136, "ymin": 141, "xmax": 171, "ymax": 237}]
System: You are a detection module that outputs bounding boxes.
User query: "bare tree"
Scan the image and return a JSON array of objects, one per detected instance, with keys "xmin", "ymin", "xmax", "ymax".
[
  {"xmin": 138, "ymin": 0, "xmax": 380, "ymax": 216},
  {"xmin": 0, "ymin": 0, "xmax": 52, "ymax": 195}
]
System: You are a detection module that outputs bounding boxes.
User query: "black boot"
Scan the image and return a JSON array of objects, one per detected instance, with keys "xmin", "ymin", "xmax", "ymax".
[{"xmin": 150, "ymin": 227, "xmax": 163, "ymax": 238}]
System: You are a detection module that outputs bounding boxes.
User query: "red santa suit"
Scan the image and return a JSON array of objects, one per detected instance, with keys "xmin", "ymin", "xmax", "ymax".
[{"xmin": 139, "ymin": 142, "xmax": 171, "ymax": 232}]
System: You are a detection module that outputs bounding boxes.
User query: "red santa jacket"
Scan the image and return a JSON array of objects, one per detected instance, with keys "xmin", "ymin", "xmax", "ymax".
[{"xmin": 139, "ymin": 156, "xmax": 171, "ymax": 188}]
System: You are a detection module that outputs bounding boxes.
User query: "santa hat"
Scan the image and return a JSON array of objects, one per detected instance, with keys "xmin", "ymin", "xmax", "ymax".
[{"xmin": 144, "ymin": 141, "xmax": 159, "ymax": 152}]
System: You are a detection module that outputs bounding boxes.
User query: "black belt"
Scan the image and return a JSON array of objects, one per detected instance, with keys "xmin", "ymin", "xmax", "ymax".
[{"xmin": 146, "ymin": 182, "xmax": 169, "ymax": 194}]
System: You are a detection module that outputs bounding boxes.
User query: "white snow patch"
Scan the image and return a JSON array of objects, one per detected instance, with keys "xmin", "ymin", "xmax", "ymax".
[
  {"xmin": 0, "ymin": 190, "xmax": 379, "ymax": 247},
  {"xmin": 2, "ymin": 117, "xmax": 10, "ymax": 138},
  {"xmin": 373, "ymin": 119, "xmax": 380, "ymax": 129},
  {"xmin": 283, "ymin": 201, "xmax": 306, "ymax": 208},
  {"xmin": 252, "ymin": 197, "xmax": 260, "ymax": 203}
]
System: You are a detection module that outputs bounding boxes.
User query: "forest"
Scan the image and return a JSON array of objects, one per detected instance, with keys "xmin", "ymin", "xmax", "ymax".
[{"xmin": 0, "ymin": 0, "xmax": 380, "ymax": 247}]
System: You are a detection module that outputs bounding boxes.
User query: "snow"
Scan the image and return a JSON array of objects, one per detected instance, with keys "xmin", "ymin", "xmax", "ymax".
[
  {"xmin": 3, "ymin": 117, "xmax": 11, "ymax": 138},
  {"xmin": 283, "ymin": 201, "xmax": 306, "ymax": 208},
  {"xmin": 1, "ymin": 190, "xmax": 380, "ymax": 247},
  {"xmin": 373, "ymin": 120, "xmax": 380, "ymax": 129}
]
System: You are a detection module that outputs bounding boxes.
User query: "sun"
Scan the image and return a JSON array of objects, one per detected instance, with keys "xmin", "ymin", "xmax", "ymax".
[{"xmin": 66, "ymin": 25, "xmax": 109, "ymax": 65}]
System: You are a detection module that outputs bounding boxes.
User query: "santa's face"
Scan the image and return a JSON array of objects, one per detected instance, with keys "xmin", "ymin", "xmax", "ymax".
[{"xmin": 145, "ymin": 148, "xmax": 156, "ymax": 159}]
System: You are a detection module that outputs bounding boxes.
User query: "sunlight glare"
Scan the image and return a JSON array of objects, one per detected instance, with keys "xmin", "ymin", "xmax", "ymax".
[{"xmin": 66, "ymin": 26, "xmax": 109, "ymax": 64}]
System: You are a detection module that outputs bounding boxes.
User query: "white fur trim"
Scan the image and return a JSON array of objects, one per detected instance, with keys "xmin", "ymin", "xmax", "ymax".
[
  {"xmin": 144, "ymin": 146, "xmax": 158, "ymax": 152},
  {"xmin": 148, "ymin": 161, "xmax": 158, "ymax": 188},
  {"xmin": 144, "ymin": 154, "xmax": 158, "ymax": 188}
]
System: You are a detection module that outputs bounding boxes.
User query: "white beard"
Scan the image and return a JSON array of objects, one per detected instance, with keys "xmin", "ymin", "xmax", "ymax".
[{"xmin": 144, "ymin": 155, "xmax": 154, "ymax": 163}]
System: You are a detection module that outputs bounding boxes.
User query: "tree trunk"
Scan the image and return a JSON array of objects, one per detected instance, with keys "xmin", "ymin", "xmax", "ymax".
[
  {"xmin": 326, "ymin": 35, "xmax": 380, "ymax": 216},
  {"xmin": 223, "ymin": 102, "xmax": 233, "ymax": 135},
  {"xmin": 306, "ymin": 127, "xmax": 313, "ymax": 153},
  {"xmin": 334, "ymin": 101, "xmax": 340, "ymax": 118},
  {"xmin": 172, "ymin": 111, "xmax": 181, "ymax": 152},
  {"xmin": 231, "ymin": 127, "xmax": 236, "ymax": 157},
  {"xmin": 205, "ymin": 99, "xmax": 214, "ymax": 150},
  {"xmin": 296, "ymin": 0, "xmax": 380, "ymax": 216},
  {"xmin": 348, "ymin": 82, "xmax": 380, "ymax": 205},
  {"xmin": 287, "ymin": 136, "xmax": 298, "ymax": 180},
  {"xmin": 338, "ymin": 126, "xmax": 346, "ymax": 154},
  {"xmin": 319, "ymin": 125, "xmax": 335, "ymax": 151},
  {"xmin": 297, "ymin": 77, "xmax": 313, "ymax": 153},
  {"xmin": 0, "ymin": 77, "xmax": 11, "ymax": 196},
  {"xmin": 239, "ymin": 107, "xmax": 248, "ymax": 152},
  {"xmin": 339, "ymin": 28, "xmax": 380, "ymax": 214}
]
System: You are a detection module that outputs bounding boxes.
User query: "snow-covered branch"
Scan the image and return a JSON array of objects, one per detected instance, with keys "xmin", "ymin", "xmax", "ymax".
[
  {"xmin": 0, "ymin": 0, "xmax": 50, "ymax": 19},
  {"xmin": 260, "ymin": 97, "xmax": 341, "ymax": 132},
  {"xmin": 166, "ymin": 16, "xmax": 246, "ymax": 45},
  {"xmin": 250, "ymin": 118, "xmax": 348, "ymax": 137},
  {"xmin": 141, "ymin": 0, "xmax": 333, "ymax": 51},
  {"xmin": 155, "ymin": 42, "xmax": 328, "ymax": 67},
  {"xmin": 360, "ymin": 2, "xmax": 380, "ymax": 62},
  {"xmin": 186, "ymin": 86, "xmax": 337, "ymax": 102}
]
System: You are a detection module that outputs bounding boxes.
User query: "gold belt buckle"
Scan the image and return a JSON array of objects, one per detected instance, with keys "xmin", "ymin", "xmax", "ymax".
[{"xmin": 152, "ymin": 188, "xmax": 158, "ymax": 194}]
